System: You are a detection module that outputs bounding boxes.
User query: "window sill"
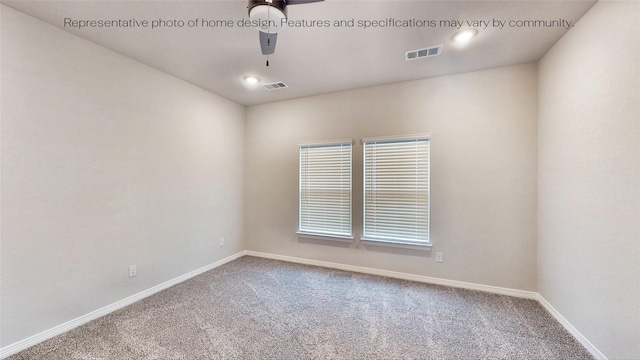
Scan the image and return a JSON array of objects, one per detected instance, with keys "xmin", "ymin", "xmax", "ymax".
[
  {"xmin": 297, "ymin": 232, "xmax": 354, "ymax": 243},
  {"xmin": 360, "ymin": 238, "xmax": 432, "ymax": 250}
]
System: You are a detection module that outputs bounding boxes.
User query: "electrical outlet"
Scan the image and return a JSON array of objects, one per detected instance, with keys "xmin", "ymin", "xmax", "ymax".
[
  {"xmin": 129, "ymin": 265, "xmax": 137, "ymax": 277},
  {"xmin": 219, "ymin": 238, "xmax": 225, "ymax": 247},
  {"xmin": 435, "ymin": 252, "xmax": 443, "ymax": 263}
]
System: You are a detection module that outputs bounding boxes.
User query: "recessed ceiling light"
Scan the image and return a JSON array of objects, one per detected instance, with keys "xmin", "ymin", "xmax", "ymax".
[
  {"xmin": 243, "ymin": 75, "xmax": 261, "ymax": 85},
  {"xmin": 452, "ymin": 29, "xmax": 478, "ymax": 44}
]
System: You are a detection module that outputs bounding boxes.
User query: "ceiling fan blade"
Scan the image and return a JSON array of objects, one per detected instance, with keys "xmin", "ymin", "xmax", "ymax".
[
  {"xmin": 286, "ymin": 0, "xmax": 323, "ymax": 4},
  {"xmin": 259, "ymin": 31, "xmax": 277, "ymax": 55}
]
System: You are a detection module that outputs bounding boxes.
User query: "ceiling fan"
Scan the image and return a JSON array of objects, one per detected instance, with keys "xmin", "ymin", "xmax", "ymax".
[{"xmin": 248, "ymin": 0, "xmax": 324, "ymax": 62}]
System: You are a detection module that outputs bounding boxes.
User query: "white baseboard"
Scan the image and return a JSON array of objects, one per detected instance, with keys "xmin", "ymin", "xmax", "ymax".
[
  {"xmin": 245, "ymin": 251, "xmax": 538, "ymax": 300},
  {"xmin": 247, "ymin": 251, "xmax": 607, "ymax": 359},
  {"xmin": 2, "ymin": 250, "xmax": 605, "ymax": 360},
  {"xmin": 536, "ymin": 294, "xmax": 607, "ymax": 360},
  {"xmin": 0, "ymin": 251, "xmax": 245, "ymax": 360}
]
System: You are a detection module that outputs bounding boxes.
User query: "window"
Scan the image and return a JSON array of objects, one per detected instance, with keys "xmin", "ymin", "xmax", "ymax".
[
  {"xmin": 362, "ymin": 135, "xmax": 430, "ymax": 246},
  {"xmin": 298, "ymin": 140, "xmax": 353, "ymax": 239}
]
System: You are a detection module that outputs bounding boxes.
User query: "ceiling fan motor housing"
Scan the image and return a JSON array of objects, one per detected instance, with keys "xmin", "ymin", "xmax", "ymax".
[{"xmin": 248, "ymin": 0, "xmax": 288, "ymax": 34}]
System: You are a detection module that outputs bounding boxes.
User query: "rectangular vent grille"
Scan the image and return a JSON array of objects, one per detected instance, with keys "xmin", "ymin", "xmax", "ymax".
[
  {"xmin": 263, "ymin": 82, "xmax": 288, "ymax": 90},
  {"xmin": 405, "ymin": 45, "xmax": 442, "ymax": 61}
]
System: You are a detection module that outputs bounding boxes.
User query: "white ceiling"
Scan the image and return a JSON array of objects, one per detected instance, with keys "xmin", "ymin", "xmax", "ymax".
[{"xmin": 3, "ymin": 0, "xmax": 596, "ymax": 106}]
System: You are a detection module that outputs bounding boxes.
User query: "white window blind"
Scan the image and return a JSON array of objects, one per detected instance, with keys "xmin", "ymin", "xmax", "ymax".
[
  {"xmin": 299, "ymin": 141, "xmax": 353, "ymax": 238},
  {"xmin": 362, "ymin": 136, "xmax": 430, "ymax": 245}
]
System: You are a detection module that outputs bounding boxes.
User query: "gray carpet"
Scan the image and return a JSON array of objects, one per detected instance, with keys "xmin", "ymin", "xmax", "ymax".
[{"xmin": 8, "ymin": 256, "xmax": 593, "ymax": 359}]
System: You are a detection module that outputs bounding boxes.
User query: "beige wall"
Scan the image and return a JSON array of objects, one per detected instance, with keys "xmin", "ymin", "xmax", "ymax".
[
  {"xmin": 245, "ymin": 64, "xmax": 538, "ymax": 291},
  {"xmin": 538, "ymin": 1, "xmax": 640, "ymax": 359},
  {"xmin": 1, "ymin": 6, "xmax": 245, "ymax": 346}
]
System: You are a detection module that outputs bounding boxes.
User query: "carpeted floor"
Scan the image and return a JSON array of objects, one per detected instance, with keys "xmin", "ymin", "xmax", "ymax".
[{"xmin": 8, "ymin": 256, "xmax": 593, "ymax": 359}]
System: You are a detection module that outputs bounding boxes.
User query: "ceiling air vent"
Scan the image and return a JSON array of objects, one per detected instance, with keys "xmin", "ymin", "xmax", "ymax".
[
  {"xmin": 405, "ymin": 45, "xmax": 442, "ymax": 61},
  {"xmin": 263, "ymin": 82, "xmax": 288, "ymax": 90}
]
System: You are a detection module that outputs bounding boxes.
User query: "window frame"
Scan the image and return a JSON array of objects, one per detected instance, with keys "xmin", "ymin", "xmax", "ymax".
[
  {"xmin": 297, "ymin": 139, "xmax": 354, "ymax": 240},
  {"xmin": 361, "ymin": 134, "xmax": 431, "ymax": 248}
]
